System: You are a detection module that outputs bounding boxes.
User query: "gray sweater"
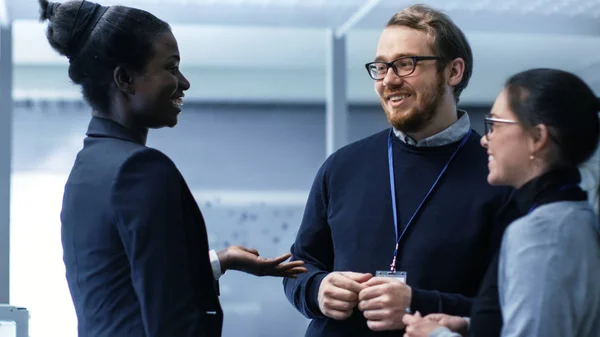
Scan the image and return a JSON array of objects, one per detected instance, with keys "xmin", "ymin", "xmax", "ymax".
[{"xmin": 431, "ymin": 200, "xmax": 600, "ymax": 337}]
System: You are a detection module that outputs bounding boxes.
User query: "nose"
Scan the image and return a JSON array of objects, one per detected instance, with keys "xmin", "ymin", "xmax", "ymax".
[
  {"xmin": 382, "ymin": 67, "xmax": 403, "ymax": 88},
  {"xmin": 179, "ymin": 71, "xmax": 191, "ymax": 91},
  {"xmin": 480, "ymin": 134, "xmax": 488, "ymax": 149}
]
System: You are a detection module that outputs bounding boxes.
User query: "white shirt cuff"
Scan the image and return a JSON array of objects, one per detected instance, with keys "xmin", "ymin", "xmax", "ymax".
[{"xmin": 209, "ymin": 249, "xmax": 223, "ymax": 280}]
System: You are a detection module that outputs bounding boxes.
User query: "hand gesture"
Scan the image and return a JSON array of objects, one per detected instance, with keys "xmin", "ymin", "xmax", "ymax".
[{"xmin": 218, "ymin": 246, "xmax": 307, "ymax": 277}]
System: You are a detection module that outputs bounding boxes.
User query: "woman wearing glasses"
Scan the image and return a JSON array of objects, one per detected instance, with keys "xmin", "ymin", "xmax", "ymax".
[{"xmin": 403, "ymin": 68, "xmax": 600, "ymax": 337}]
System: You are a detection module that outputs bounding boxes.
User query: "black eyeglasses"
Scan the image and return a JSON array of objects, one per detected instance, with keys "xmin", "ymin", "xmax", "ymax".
[
  {"xmin": 484, "ymin": 116, "xmax": 519, "ymax": 139},
  {"xmin": 365, "ymin": 56, "xmax": 442, "ymax": 80}
]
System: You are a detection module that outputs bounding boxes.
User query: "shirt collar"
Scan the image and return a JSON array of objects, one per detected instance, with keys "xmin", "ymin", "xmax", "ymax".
[{"xmin": 393, "ymin": 109, "xmax": 470, "ymax": 147}]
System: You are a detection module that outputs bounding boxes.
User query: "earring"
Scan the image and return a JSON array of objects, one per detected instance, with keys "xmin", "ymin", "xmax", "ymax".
[{"xmin": 530, "ymin": 154, "xmax": 535, "ymax": 160}]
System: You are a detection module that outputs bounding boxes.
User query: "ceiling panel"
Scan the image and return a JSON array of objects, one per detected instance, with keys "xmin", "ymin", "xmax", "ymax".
[{"xmin": 10, "ymin": 0, "xmax": 600, "ymax": 26}]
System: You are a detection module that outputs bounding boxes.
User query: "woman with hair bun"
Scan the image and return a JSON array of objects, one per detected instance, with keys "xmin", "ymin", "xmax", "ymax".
[{"xmin": 40, "ymin": 1, "xmax": 305, "ymax": 336}]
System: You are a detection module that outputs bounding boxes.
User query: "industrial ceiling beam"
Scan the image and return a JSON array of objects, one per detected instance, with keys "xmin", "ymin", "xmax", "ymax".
[{"xmin": 335, "ymin": 0, "xmax": 383, "ymax": 38}]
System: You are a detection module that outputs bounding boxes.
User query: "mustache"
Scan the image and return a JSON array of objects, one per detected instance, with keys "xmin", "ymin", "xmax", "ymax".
[
  {"xmin": 382, "ymin": 83, "xmax": 413, "ymax": 96},
  {"xmin": 382, "ymin": 89, "xmax": 414, "ymax": 99}
]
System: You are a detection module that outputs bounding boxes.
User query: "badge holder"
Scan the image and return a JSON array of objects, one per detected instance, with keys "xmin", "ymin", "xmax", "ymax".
[{"xmin": 375, "ymin": 270, "xmax": 407, "ymax": 283}]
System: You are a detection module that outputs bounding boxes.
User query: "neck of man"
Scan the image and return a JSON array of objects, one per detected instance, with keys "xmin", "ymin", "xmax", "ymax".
[{"xmin": 404, "ymin": 95, "xmax": 459, "ymax": 142}]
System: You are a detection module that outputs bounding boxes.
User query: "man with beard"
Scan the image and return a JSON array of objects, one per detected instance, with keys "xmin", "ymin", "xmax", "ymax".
[{"xmin": 283, "ymin": 4, "xmax": 516, "ymax": 337}]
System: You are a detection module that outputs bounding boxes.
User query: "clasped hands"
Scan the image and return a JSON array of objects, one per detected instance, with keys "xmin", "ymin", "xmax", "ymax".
[{"xmin": 317, "ymin": 271, "xmax": 412, "ymax": 331}]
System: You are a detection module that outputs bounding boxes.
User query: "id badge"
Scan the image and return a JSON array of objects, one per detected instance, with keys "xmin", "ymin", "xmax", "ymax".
[{"xmin": 376, "ymin": 270, "xmax": 407, "ymax": 283}]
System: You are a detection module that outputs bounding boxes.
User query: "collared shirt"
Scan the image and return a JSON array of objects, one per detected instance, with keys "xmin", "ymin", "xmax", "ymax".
[{"xmin": 393, "ymin": 110, "xmax": 470, "ymax": 147}]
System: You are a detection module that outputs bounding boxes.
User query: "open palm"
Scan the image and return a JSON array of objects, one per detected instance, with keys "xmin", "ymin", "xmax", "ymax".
[{"xmin": 221, "ymin": 245, "xmax": 307, "ymax": 277}]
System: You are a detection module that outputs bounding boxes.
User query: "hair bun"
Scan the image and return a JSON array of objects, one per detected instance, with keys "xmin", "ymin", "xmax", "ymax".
[{"xmin": 39, "ymin": 0, "xmax": 60, "ymax": 21}]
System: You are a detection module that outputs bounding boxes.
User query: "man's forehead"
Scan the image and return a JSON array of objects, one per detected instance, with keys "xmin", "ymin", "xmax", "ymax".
[{"xmin": 375, "ymin": 26, "xmax": 433, "ymax": 59}]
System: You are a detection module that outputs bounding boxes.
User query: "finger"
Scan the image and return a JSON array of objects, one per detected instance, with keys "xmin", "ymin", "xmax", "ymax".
[
  {"xmin": 270, "ymin": 264, "xmax": 306, "ymax": 273},
  {"xmin": 265, "ymin": 253, "xmax": 293, "ymax": 265},
  {"xmin": 324, "ymin": 286, "xmax": 360, "ymax": 302},
  {"xmin": 277, "ymin": 268, "xmax": 306, "ymax": 277},
  {"xmin": 424, "ymin": 314, "xmax": 445, "ymax": 322},
  {"xmin": 415, "ymin": 311, "xmax": 422, "ymax": 318},
  {"xmin": 330, "ymin": 274, "xmax": 367, "ymax": 293},
  {"xmin": 358, "ymin": 298, "xmax": 383, "ymax": 311},
  {"xmin": 275, "ymin": 268, "xmax": 308, "ymax": 278},
  {"xmin": 438, "ymin": 318, "xmax": 450, "ymax": 327},
  {"xmin": 402, "ymin": 313, "xmax": 416, "ymax": 326},
  {"xmin": 367, "ymin": 319, "xmax": 398, "ymax": 332},
  {"xmin": 281, "ymin": 266, "xmax": 308, "ymax": 274},
  {"xmin": 237, "ymin": 246, "xmax": 260, "ymax": 256},
  {"xmin": 340, "ymin": 272, "xmax": 373, "ymax": 283},
  {"xmin": 322, "ymin": 297, "xmax": 357, "ymax": 312},
  {"xmin": 269, "ymin": 263, "xmax": 306, "ymax": 275},
  {"xmin": 362, "ymin": 309, "xmax": 388, "ymax": 321},
  {"xmin": 363, "ymin": 277, "xmax": 395, "ymax": 287},
  {"xmin": 275, "ymin": 260, "xmax": 305, "ymax": 269},
  {"xmin": 358, "ymin": 284, "xmax": 386, "ymax": 302}
]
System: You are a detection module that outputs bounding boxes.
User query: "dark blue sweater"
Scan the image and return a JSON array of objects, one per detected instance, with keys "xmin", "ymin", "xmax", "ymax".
[{"xmin": 283, "ymin": 128, "xmax": 514, "ymax": 337}]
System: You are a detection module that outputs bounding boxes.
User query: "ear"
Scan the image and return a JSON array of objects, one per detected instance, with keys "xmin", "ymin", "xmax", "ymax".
[
  {"xmin": 446, "ymin": 58, "xmax": 465, "ymax": 87},
  {"xmin": 528, "ymin": 124, "xmax": 552, "ymax": 155},
  {"xmin": 113, "ymin": 65, "xmax": 135, "ymax": 95}
]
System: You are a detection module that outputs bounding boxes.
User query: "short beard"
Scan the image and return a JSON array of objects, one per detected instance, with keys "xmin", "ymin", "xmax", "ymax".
[{"xmin": 386, "ymin": 73, "xmax": 446, "ymax": 134}]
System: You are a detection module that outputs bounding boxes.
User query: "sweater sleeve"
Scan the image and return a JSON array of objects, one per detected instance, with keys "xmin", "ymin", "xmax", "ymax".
[
  {"xmin": 283, "ymin": 161, "xmax": 333, "ymax": 319},
  {"xmin": 410, "ymin": 289, "xmax": 474, "ymax": 317}
]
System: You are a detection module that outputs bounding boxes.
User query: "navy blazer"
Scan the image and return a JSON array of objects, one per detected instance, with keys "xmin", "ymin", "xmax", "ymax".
[{"xmin": 61, "ymin": 117, "xmax": 223, "ymax": 337}]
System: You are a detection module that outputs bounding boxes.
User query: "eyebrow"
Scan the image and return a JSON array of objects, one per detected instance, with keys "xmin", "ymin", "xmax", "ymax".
[{"xmin": 373, "ymin": 53, "xmax": 414, "ymax": 62}]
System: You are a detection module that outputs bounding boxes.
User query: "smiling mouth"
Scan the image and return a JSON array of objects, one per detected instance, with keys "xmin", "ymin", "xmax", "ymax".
[
  {"xmin": 389, "ymin": 94, "xmax": 410, "ymax": 101},
  {"xmin": 171, "ymin": 97, "xmax": 183, "ymax": 109},
  {"xmin": 387, "ymin": 94, "xmax": 412, "ymax": 107}
]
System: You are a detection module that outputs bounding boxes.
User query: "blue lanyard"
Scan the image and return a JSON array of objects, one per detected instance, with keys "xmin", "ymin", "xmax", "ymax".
[{"xmin": 388, "ymin": 128, "xmax": 472, "ymax": 272}]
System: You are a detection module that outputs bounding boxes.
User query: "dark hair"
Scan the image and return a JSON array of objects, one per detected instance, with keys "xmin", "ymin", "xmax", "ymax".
[
  {"xmin": 387, "ymin": 4, "xmax": 473, "ymax": 103},
  {"xmin": 38, "ymin": 0, "xmax": 171, "ymax": 113},
  {"xmin": 505, "ymin": 68, "xmax": 600, "ymax": 167}
]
